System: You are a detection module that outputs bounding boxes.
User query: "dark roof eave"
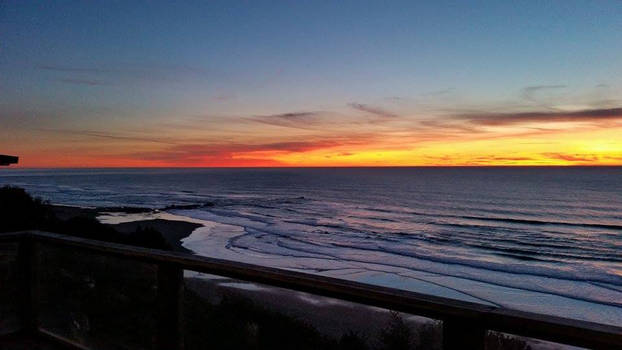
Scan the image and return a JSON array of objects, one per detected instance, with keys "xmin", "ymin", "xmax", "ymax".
[{"xmin": 0, "ymin": 155, "xmax": 18, "ymax": 166}]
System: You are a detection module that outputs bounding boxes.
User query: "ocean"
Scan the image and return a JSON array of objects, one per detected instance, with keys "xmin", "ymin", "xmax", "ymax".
[{"xmin": 1, "ymin": 167, "xmax": 621, "ymax": 326}]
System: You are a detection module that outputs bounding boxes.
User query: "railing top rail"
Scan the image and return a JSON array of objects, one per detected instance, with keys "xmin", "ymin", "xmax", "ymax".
[{"xmin": 3, "ymin": 231, "xmax": 622, "ymax": 348}]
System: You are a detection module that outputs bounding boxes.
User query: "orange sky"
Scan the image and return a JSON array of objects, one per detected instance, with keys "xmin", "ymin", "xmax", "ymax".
[{"xmin": 7, "ymin": 107, "xmax": 622, "ymax": 168}]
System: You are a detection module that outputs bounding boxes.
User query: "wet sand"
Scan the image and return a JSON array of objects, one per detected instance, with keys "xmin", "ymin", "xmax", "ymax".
[{"xmin": 49, "ymin": 205, "xmax": 200, "ymax": 252}]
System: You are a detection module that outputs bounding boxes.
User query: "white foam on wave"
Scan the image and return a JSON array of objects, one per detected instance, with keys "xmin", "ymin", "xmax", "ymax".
[
  {"xmin": 8, "ymin": 168, "xmax": 622, "ymax": 328},
  {"xmin": 171, "ymin": 208, "xmax": 622, "ymax": 326}
]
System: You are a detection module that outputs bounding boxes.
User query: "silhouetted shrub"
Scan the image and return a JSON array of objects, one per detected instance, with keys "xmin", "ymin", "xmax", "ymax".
[
  {"xmin": 416, "ymin": 321, "xmax": 441, "ymax": 350},
  {"xmin": 184, "ymin": 291, "xmax": 337, "ymax": 350},
  {"xmin": 0, "ymin": 185, "xmax": 170, "ymax": 250},
  {"xmin": 0, "ymin": 186, "xmax": 54, "ymax": 232},
  {"xmin": 184, "ymin": 290, "xmax": 445, "ymax": 350},
  {"xmin": 129, "ymin": 226, "xmax": 171, "ymax": 250},
  {"xmin": 486, "ymin": 331, "xmax": 532, "ymax": 350},
  {"xmin": 339, "ymin": 331, "xmax": 370, "ymax": 350},
  {"xmin": 377, "ymin": 311, "xmax": 415, "ymax": 350}
]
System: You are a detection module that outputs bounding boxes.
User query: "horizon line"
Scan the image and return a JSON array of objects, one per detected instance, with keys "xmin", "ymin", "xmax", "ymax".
[{"xmin": 5, "ymin": 164, "xmax": 622, "ymax": 170}]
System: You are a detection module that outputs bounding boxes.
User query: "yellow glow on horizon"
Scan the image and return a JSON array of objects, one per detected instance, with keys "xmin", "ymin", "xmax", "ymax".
[
  {"xmin": 267, "ymin": 126, "xmax": 622, "ymax": 167},
  {"xmin": 9, "ymin": 117, "xmax": 622, "ymax": 168}
]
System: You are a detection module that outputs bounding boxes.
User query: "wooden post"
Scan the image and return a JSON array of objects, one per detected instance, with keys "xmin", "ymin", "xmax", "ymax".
[
  {"xmin": 17, "ymin": 235, "xmax": 39, "ymax": 333},
  {"xmin": 156, "ymin": 263, "xmax": 184, "ymax": 350},
  {"xmin": 443, "ymin": 317, "xmax": 486, "ymax": 350}
]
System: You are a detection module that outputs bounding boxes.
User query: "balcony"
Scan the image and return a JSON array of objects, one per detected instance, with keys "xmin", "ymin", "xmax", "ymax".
[{"xmin": 0, "ymin": 230, "xmax": 620, "ymax": 349}]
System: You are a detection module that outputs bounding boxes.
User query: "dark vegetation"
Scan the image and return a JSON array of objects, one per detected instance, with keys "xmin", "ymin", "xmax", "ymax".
[
  {"xmin": 0, "ymin": 186, "xmax": 170, "ymax": 250},
  {"xmin": 486, "ymin": 332, "xmax": 532, "ymax": 350},
  {"xmin": 184, "ymin": 290, "xmax": 441, "ymax": 350},
  {"xmin": 184, "ymin": 291, "xmax": 531, "ymax": 350}
]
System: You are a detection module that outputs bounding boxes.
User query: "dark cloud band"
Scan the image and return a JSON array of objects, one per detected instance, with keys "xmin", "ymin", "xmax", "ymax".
[{"xmin": 456, "ymin": 107, "xmax": 622, "ymax": 126}]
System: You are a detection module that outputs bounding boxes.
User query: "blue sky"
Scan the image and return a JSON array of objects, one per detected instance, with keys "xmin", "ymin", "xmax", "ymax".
[{"xmin": 1, "ymin": 1, "xmax": 622, "ymax": 166}]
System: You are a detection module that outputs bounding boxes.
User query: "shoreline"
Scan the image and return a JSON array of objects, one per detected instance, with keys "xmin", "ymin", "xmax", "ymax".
[
  {"xmin": 49, "ymin": 204, "xmax": 201, "ymax": 253},
  {"xmin": 44, "ymin": 203, "xmax": 591, "ymax": 349},
  {"xmin": 51, "ymin": 203, "xmax": 622, "ymax": 322}
]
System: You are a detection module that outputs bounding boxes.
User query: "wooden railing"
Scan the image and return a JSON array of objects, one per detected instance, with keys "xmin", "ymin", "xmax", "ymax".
[{"xmin": 1, "ymin": 230, "xmax": 621, "ymax": 349}]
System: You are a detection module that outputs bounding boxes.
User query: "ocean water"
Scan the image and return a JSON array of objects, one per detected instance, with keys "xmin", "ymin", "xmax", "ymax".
[{"xmin": 1, "ymin": 167, "xmax": 621, "ymax": 326}]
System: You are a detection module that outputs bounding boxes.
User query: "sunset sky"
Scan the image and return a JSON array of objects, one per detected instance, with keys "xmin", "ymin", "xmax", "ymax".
[{"xmin": 2, "ymin": 1, "xmax": 622, "ymax": 167}]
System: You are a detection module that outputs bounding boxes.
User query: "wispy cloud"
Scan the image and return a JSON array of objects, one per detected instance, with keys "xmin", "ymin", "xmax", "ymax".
[
  {"xmin": 124, "ymin": 132, "xmax": 378, "ymax": 164},
  {"xmin": 542, "ymin": 153, "xmax": 599, "ymax": 162},
  {"xmin": 40, "ymin": 65, "xmax": 112, "ymax": 74},
  {"xmin": 58, "ymin": 78, "xmax": 110, "ymax": 86},
  {"xmin": 423, "ymin": 155, "xmax": 537, "ymax": 164},
  {"xmin": 455, "ymin": 107, "xmax": 622, "ymax": 126},
  {"xmin": 213, "ymin": 94, "xmax": 236, "ymax": 101},
  {"xmin": 249, "ymin": 112, "xmax": 322, "ymax": 129},
  {"xmin": 132, "ymin": 139, "xmax": 342, "ymax": 163},
  {"xmin": 422, "ymin": 88, "xmax": 456, "ymax": 96},
  {"xmin": 385, "ymin": 96, "xmax": 405, "ymax": 102},
  {"xmin": 419, "ymin": 120, "xmax": 484, "ymax": 134},
  {"xmin": 38, "ymin": 63, "xmax": 211, "ymax": 83},
  {"xmin": 41, "ymin": 129, "xmax": 179, "ymax": 145},
  {"xmin": 348, "ymin": 103, "xmax": 397, "ymax": 119},
  {"xmin": 520, "ymin": 85, "xmax": 567, "ymax": 103},
  {"xmin": 473, "ymin": 156, "xmax": 535, "ymax": 161}
]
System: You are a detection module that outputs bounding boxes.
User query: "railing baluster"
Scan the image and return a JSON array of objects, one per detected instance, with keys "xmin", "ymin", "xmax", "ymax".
[
  {"xmin": 443, "ymin": 317, "xmax": 486, "ymax": 350},
  {"xmin": 17, "ymin": 235, "xmax": 40, "ymax": 334},
  {"xmin": 156, "ymin": 263, "xmax": 184, "ymax": 350},
  {"xmin": 2, "ymin": 231, "xmax": 621, "ymax": 349}
]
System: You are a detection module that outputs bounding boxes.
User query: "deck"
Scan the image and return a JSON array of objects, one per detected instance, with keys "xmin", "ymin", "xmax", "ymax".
[{"xmin": 0, "ymin": 230, "xmax": 620, "ymax": 349}]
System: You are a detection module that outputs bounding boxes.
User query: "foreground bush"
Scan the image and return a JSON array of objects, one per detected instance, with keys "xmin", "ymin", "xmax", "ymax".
[
  {"xmin": 0, "ymin": 186, "xmax": 54, "ymax": 233},
  {"xmin": 0, "ymin": 185, "xmax": 170, "ymax": 250}
]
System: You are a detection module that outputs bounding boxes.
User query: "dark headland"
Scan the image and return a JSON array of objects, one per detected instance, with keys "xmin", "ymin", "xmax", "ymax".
[
  {"xmin": 49, "ymin": 204, "xmax": 200, "ymax": 253},
  {"xmin": 0, "ymin": 186, "xmax": 199, "ymax": 252}
]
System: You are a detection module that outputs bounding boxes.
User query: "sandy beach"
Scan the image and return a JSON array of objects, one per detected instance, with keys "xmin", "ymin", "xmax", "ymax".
[{"xmin": 49, "ymin": 205, "xmax": 200, "ymax": 253}]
